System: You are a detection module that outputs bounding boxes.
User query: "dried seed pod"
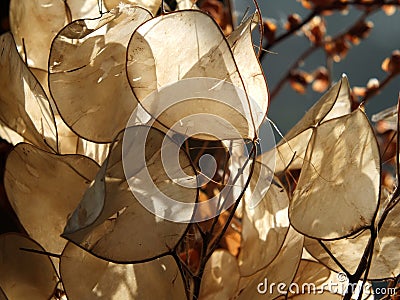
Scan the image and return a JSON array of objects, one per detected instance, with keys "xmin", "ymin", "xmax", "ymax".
[
  {"xmin": 382, "ymin": 50, "xmax": 400, "ymax": 74},
  {"xmin": 288, "ymin": 70, "xmax": 313, "ymax": 94},
  {"xmin": 301, "ymin": 0, "xmax": 347, "ymax": 12},
  {"xmin": 382, "ymin": 4, "xmax": 397, "ymax": 16},
  {"xmin": 303, "ymin": 16, "xmax": 326, "ymax": 45},
  {"xmin": 345, "ymin": 20, "xmax": 374, "ymax": 45},
  {"xmin": 285, "ymin": 13, "xmax": 302, "ymax": 31},
  {"xmin": 263, "ymin": 19, "xmax": 277, "ymax": 44},
  {"xmin": 290, "ymin": 109, "xmax": 380, "ymax": 240},
  {"xmin": 199, "ymin": 0, "xmax": 232, "ymax": 34},
  {"xmin": 311, "ymin": 66, "xmax": 330, "ymax": 93},
  {"xmin": 324, "ymin": 36, "xmax": 351, "ymax": 62}
]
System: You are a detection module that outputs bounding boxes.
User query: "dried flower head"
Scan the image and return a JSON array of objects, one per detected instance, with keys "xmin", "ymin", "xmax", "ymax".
[
  {"xmin": 353, "ymin": 86, "xmax": 367, "ymax": 98},
  {"xmin": 311, "ymin": 66, "xmax": 330, "ymax": 92},
  {"xmin": 300, "ymin": 0, "xmax": 348, "ymax": 13},
  {"xmin": 366, "ymin": 78, "xmax": 380, "ymax": 91},
  {"xmin": 345, "ymin": 20, "xmax": 374, "ymax": 45},
  {"xmin": 303, "ymin": 16, "xmax": 326, "ymax": 45},
  {"xmin": 285, "ymin": 13, "xmax": 302, "ymax": 31},
  {"xmin": 382, "ymin": 5, "xmax": 397, "ymax": 16},
  {"xmin": 263, "ymin": 19, "xmax": 277, "ymax": 44},
  {"xmin": 324, "ymin": 36, "xmax": 351, "ymax": 62},
  {"xmin": 289, "ymin": 69, "xmax": 313, "ymax": 94},
  {"xmin": 352, "ymin": 78, "xmax": 380, "ymax": 100},
  {"xmin": 199, "ymin": 0, "xmax": 232, "ymax": 34},
  {"xmin": 382, "ymin": 50, "xmax": 400, "ymax": 74}
]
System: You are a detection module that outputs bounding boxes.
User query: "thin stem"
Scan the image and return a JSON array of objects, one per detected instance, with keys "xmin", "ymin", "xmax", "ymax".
[
  {"xmin": 205, "ymin": 144, "xmax": 256, "ymax": 261},
  {"xmin": 356, "ymin": 240, "xmax": 374, "ymax": 300},
  {"xmin": 343, "ymin": 229, "xmax": 375, "ymax": 300},
  {"xmin": 195, "ymin": 222, "xmax": 206, "ymax": 239},
  {"xmin": 362, "ymin": 73, "xmax": 399, "ymax": 105},
  {"xmin": 326, "ymin": 55, "xmax": 334, "ymax": 86},
  {"xmin": 208, "ymin": 141, "xmax": 232, "ymax": 237},
  {"xmin": 270, "ymin": 10, "xmax": 372, "ymax": 101},
  {"xmin": 343, "ymin": 175, "xmax": 400, "ymax": 299},
  {"xmin": 396, "ymin": 94, "xmax": 400, "ymax": 181},
  {"xmin": 270, "ymin": 45, "xmax": 318, "ymax": 100},
  {"xmin": 19, "ymin": 247, "xmax": 61, "ymax": 258},
  {"xmin": 260, "ymin": 11, "xmax": 317, "ymax": 61},
  {"xmin": 318, "ymin": 240, "xmax": 351, "ymax": 277},
  {"xmin": 172, "ymin": 253, "xmax": 194, "ymax": 300},
  {"xmin": 192, "ymin": 143, "xmax": 257, "ymax": 300},
  {"xmin": 260, "ymin": 0, "xmax": 400, "ymax": 60}
]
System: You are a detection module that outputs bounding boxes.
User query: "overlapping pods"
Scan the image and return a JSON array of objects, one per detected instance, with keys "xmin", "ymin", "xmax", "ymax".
[
  {"xmin": 2, "ymin": 0, "xmax": 398, "ymax": 299},
  {"xmin": 48, "ymin": 6, "xmax": 152, "ymax": 142},
  {"xmin": 63, "ymin": 126, "xmax": 198, "ymax": 262},
  {"xmin": 126, "ymin": 11, "xmax": 268, "ymax": 141},
  {"xmin": 4, "ymin": 143, "xmax": 99, "ymax": 255},
  {"xmin": 0, "ymin": 33, "xmax": 57, "ymax": 151},
  {"xmin": 0, "ymin": 234, "xmax": 58, "ymax": 300},
  {"xmin": 60, "ymin": 242, "xmax": 186, "ymax": 300}
]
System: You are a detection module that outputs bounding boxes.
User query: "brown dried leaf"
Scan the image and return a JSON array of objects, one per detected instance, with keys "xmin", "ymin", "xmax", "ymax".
[
  {"xmin": 285, "ymin": 259, "xmax": 373, "ymax": 299},
  {"xmin": 199, "ymin": 0, "xmax": 231, "ymax": 34},
  {"xmin": 291, "ymin": 260, "xmax": 331, "ymax": 294},
  {"xmin": 324, "ymin": 37, "xmax": 350, "ymax": 62},
  {"xmin": 263, "ymin": 19, "xmax": 277, "ymax": 44},
  {"xmin": 65, "ymin": 0, "xmax": 102, "ymax": 19},
  {"xmin": 285, "ymin": 14, "xmax": 302, "ymax": 31},
  {"xmin": 312, "ymin": 67, "xmax": 330, "ymax": 93},
  {"xmin": 289, "ymin": 70, "xmax": 312, "ymax": 94},
  {"xmin": 304, "ymin": 231, "xmax": 369, "ymax": 275},
  {"xmin": 345, "ymin": 20, "xmax": 373, "ymax": 45},
  {"xmin": 285, "ymin": 76, "xmax": 351, "ymax": 142},
  {"xmin": 0, "ymin": 123, "xmax": 23, "ymax": 145},
  {"xmin": 382, "ymin": 5, "xmax": 396, "ymax": 16},
  {"xmin": 227, "ymin": 14, "xmax": 269, "ymax": 127},
  {"xmin": 303, "ymin": 16, "xmax": 326, "ymax": 45},
  {"xmin": 381, "ymin": 50, "xmax": 400, "ymax": 75}
]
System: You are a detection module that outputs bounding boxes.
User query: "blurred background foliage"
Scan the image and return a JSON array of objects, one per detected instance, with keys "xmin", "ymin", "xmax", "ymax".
[{"xmin": 233, "ymin": 0, "xmax": 400, "ymax": 136}]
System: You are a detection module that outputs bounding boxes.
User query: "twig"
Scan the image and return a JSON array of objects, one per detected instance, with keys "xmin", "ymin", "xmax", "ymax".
[
  {"xmin": 259, "ymin": 10, "xmax": 317, "ymax": 61},
  {"xmin": 192, "ymin": 143, "xmax": 257, "ymax": 299},
  {"xmin": 318, "ymin": 240, "xmax": 351, "ymax": 277},
  {"xmin": 269, "ymin": 10, "xmax": 372, "ymax": 101},
  {"xmin": 260, "ymin": 0, "xmax": 400, "ymax": 60},
  {"xmin": 361, "ymin": 73, "xmax": 399, "ymax": 105},
  {"xmin": 270, "ymin": 45, "xmax": 317, "ymax": 100},
  {"xmin": 207, "ymin": 141, "xmax": 232, "ymax": 237}
]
